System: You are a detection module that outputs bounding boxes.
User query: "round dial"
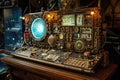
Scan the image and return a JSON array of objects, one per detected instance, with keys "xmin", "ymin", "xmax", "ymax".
[
  {"xmin": 59, "ymin": 33, "xmax": 64, "ymax": 39},
  {"xmin": 74, "ymin": 40, "xmax": 85, "ymax": 52},
  {"xmin": 48, "ymin": 35, "xmax": 56, "ymax": 47}
]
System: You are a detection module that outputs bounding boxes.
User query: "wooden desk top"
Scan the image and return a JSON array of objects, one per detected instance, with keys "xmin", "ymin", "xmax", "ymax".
[{"xmin": 0, "ymin": 56, "xmax": 118, "ymax": 80}]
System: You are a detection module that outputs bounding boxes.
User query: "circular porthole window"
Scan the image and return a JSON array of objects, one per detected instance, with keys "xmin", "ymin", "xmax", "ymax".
[{"xmin": 31, "ymin": 18, "xmax": 47, "ymax": 41}]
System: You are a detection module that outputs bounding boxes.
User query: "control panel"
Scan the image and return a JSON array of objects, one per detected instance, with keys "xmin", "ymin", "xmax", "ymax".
[{"xmin": 13, "ymin": 7, "xmax": 104, "ymax": 73}]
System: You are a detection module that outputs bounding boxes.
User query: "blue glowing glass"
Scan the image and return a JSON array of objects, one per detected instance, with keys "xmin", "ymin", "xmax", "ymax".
[{"xmin": 31, "ymin": 18, "xmax": 46, "ymax": 40}]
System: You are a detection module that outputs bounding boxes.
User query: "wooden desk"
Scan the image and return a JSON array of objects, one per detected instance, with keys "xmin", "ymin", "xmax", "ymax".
[{"xmin": 0, "ymin": 56, "xmax": 118, "ymax": 80}]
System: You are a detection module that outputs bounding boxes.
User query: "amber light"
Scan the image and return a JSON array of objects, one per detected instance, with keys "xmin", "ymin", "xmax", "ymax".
[
  {"xmin": 90, "ymin": 11, "xmax": 95, "ymax": 15},
  {"xmin": 22, "ymin": 16, "xmax": 25, "ymax": 20},
  {"xmin": 46, "ymin": 13, "xmax": 54, "ymax": 22},
  {"xmin": 47, "ymin": 14, "xmax": 51, "ymax": 18}
]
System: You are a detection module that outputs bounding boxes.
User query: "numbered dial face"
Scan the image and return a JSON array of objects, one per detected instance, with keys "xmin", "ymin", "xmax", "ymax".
[{"xmin": 31, "ymin": 18, "xmax": 47, "ymax": 41}]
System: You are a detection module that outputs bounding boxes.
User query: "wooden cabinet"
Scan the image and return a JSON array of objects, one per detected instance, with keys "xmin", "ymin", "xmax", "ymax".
[{"xmin": 0, "ymin": 56, "xmax": 118, "ymax": 80}]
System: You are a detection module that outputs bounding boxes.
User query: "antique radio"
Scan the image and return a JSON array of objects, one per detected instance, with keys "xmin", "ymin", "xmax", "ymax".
[{"xmin": 13, "ymin": 7, "xmax": 105, "ymax": 73}]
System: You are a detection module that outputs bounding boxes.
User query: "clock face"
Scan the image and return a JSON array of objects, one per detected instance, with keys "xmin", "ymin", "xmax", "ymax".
[{"xmin": 31, "ymin": 18, "xmax": 47, "ymax": 41}]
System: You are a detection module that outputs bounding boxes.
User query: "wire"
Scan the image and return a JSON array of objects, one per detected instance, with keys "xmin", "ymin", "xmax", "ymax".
[{"xmin": 47, "ymin": 0, "xmax": 57, "ymax": 11}]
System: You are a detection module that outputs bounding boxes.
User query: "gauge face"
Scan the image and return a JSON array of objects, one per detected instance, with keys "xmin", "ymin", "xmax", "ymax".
[
  {"xmin": 48, "ymin": 35, "xmax": 56, "ymax": 47},
  {"xmin": 31, "ymin": 18, "xmax": 47, "ymax": 41},
  {"xmin": 59, "ymin": 33, "xmax": 64, "ymax": 39},
  {"xmin": 74, "ymin": 40, "xmax": 85, "ymax": 52}
]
